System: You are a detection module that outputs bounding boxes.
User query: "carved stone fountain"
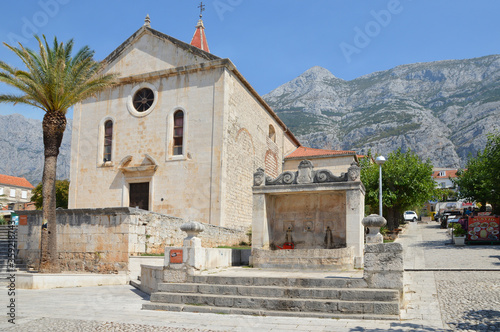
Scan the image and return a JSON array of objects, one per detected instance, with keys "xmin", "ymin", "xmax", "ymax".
[{"xmin": 251, "ymin": 160, "xmax": 365, "ymax": 269}]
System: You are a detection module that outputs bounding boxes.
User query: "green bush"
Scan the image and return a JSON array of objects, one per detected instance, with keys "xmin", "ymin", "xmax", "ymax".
[{"xmin": 453, "ymin": 224, "xmax": 467, "ymax": 237}]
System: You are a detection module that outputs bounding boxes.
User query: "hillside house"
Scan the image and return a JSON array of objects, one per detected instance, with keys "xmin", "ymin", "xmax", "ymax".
[
  {"xmin": 432, "ymin": 169, "xmax": 459, "ymax": 190},
  {"xmin": 0, "ymin": 174, "xmax": 34, "ymax": 211}
]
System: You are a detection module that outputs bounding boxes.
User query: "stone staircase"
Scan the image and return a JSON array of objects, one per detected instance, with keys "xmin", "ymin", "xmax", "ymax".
[
  {"xmin": 0, "ymin": 225, "xmax": 26, "ymax": 277},
  {"xmin": 143, "ymin": 275, "xmax": 401, "ymax": 320}
]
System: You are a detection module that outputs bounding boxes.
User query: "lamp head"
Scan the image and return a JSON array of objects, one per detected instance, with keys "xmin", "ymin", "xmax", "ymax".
[{"xmin": 375, "ymin": 155, "xmax": 386, "ymax": 166}]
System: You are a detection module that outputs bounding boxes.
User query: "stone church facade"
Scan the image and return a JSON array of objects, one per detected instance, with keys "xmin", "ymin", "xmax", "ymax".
[{"xmin": 68, "ymin": 19, "xmax": 300, "ymax": 230}]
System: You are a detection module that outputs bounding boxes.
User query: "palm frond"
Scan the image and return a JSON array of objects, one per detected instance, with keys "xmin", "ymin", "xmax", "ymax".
[{"xmin": 0, "ymin": 35, "xmax": 117, "ymax": 114}]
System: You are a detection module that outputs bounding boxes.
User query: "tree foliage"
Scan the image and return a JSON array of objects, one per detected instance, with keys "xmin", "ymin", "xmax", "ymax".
[
  {"xmin": 454, "ymin": 132, "xmax": 500, "ymax": 214},
  {"xmin": 360, "ymin": 148, "xmax": 438, "ymax": 230},
  {"xmin": 0, "ymin": 36, "xmax": 116, "ymax": 272},
  {"xmin": 31, "ymin": 180, "xmax": 69, "ymax": 210}
]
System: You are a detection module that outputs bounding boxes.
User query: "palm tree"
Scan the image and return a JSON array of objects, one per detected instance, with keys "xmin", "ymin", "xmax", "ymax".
[{"xmin": 0, "ymin": 36, "xmax": 116, "ymax": 272}]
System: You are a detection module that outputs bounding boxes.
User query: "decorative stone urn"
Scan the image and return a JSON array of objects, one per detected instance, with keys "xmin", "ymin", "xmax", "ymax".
[
  {"xmin": 180, "ymin": 221, "xmax": 204, "ymax": 247},
  {"xmin": 362, "ymin": 214, "xmax": 387, "ymax": 244}
]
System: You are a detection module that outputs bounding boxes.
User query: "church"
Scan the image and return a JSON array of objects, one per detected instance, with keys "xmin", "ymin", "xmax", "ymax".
[{"xmin": 68, "ymin": 14, "xmax": 358, "ymax": 230}]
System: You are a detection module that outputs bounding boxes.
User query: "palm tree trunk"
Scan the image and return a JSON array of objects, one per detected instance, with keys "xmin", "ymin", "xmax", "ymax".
[{"xmin": 39, "ymin": 111, "xmax": 66, "ymax": 273}]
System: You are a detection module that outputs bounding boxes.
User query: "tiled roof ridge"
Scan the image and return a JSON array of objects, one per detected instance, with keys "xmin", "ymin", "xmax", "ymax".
[
  {"xmin": 0, "ymin": 174, "xmax": 35, "ymax": 189},
  {"xmin": 432, "ymin": 169, "xmax": 459, "ymax": 178},
  {"xmin": 285, "ymin": 146, "xmax": 356, "ymax": 159}
]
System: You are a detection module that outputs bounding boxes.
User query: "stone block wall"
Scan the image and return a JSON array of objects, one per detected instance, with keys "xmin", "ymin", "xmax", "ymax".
[
  {"xmin": 18, "ymin": 208, "xmax": 130, "ymax": 273},
  {"xmin": 363, "ymin": 242, "xmax": 404, "ymax": 299},
  {"xmin": 252, "ymin": 247, "xmax": 354, "ymax": 270},
  {"xmin": 221, "ymin": 70, "xmax": 297, "ymax": 230},
  {"xmin": 16, "ymin": 208, "xmax": 246, "ymax": 273},
  {"xmin": 133, "ymin": 210, "xmax": 248, "ymax": 253}
]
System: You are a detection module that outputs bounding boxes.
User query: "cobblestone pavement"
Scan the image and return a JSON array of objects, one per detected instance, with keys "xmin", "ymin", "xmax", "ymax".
[
  {"xmin": 4, "ymin": 317, "xmax": 218, "ymax": 332},
  {"xmin": 398, "ymin": 222, "xmax": 500, "ymax": 331},
  {"xmin": 2, "ymin": 222, "xmax": 499, "ymax": 331},
  {"xmin": 435, "ymin": 271, "xmax": 500, "ymax": 331}
]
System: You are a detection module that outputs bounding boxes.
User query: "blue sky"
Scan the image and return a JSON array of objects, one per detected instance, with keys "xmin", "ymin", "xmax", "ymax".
[{"xmin": 1, "ymin": 0, "xmax": 500, "ymax": 120}]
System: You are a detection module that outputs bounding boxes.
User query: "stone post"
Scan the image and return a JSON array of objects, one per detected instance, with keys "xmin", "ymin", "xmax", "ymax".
[
  {"xmin": 362, "ymin": 214, "xmax": 386, "ymax": 244},
  {"xmin": 180, "ymin": 221, "xmax": 205, "ymax": 271},
  {"xmin": 252, "ymin": 168, "xmax": 269, "ymax": 250},
  {"xmin": 162, "ymin": 221, "xmax": 205, "ymax": 283},
  {"xmin": 345, "ymin": 188, "xmax": 365, "ymax": 268},
  {"xmin": 363, "ymin": 242, "xmax": 404, "ymax": 300}
]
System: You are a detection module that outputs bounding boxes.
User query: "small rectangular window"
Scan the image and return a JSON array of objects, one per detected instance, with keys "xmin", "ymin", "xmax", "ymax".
[
  {"xmin": 0, "ymin": 188, "xmax": 3, "ymax": 195},
  {"xmin": 21, "ymin": 191, "xmax": 27, "ymax": 199},
  {"xmin": 10, "ymin": 189, "xmax": 16, "ymax": 197},
  {"xmin": 104, "ymin": 120, "xmax": 113, "ymax": 162},
  {"xmin": 173, "ymin": 111, "xmax": 184, "ymax": 155}
]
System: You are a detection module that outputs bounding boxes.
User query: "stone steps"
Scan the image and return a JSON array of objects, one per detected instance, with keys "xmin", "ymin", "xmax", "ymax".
[
  {"xmin": 190, "ymin": 275, "xmax": 368, "ymax": 288},
  {"xmin": 0, "ymin": 226, "xmax": 19, "ymax": 273},
  {"xmin": 143, "ymin": 302, "xmax": 399, "ymax": 320},
  {"xmin": 158, "ymin": 283, "xmax": 399, "ymax": 302},
  {"xmin": 144, "ymin": 275, "xmax": 400, "ymax": 319}
]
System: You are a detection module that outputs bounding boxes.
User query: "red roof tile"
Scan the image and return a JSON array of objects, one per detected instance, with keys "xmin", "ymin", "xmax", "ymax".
[
  {"xmin": 357, "ymin": 154, "xmax": 375, "ymax": 163},
  {"xmin": 432, "ymin": 170, "xmax": 459, "ymax": 179},
  {"xmin": 0, "ymin": 174, "xmax": 34, "ymax": 189},
  {"xmin": 285, "ymin": 146, "xmax": 356, "ymax": 159}
]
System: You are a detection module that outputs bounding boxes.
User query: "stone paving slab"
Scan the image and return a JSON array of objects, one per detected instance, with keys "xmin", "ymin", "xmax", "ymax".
[
  {"xmin": 398, "ymin": 222, "xmax": 500, "ymax": 270},
  {"xmin": 1, "ymin": 285, "xmax": 444, "ymax": 331},
  {"xmin": 3, "ymin": 222, "xmax": 499, "ymax": 331},
  {"xmin": 198, "ymin": 266, "xmax": 364, "ymax": 279}
]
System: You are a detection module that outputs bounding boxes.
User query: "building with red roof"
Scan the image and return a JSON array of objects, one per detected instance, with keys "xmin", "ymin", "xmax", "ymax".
[
  {"xmin": 432, "ymin": 168, "xmax": 459, "ymax": 189},
  {"xmin": 284, "ymin": 146, "xmax": 359, "ymax": 175},
  {"xmin": 67, "ymin": 13, "xmax": 359, "ymax": 230},
  {"xmin": 0, "ymin": 174, "xmax": 35, "ymax": 210}
]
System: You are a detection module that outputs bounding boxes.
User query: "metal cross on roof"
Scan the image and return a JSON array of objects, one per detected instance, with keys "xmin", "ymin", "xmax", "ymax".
[{"xmin": 198, "ymin": 2, "xmax": 205, "ymax": 19}]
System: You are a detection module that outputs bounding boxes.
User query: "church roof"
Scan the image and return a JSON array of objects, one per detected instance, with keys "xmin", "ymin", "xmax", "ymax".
[
  {"xmin": 190, "ymin": 19, "xmax": 210, "ymax": 52},
  {"xmin": 101, "ymin": 22, "xmax": 301, "ymax": 147},
  {"xmin": 285, "ymin": 146, "xmax": 357, "ymax": 160},
  {"xmin": 103, "ymin": 25, "xmax": 219, "ymax": 66},
  {"xmin": 0, "ymin": 174, "xmax": 34, "ymax": 189}
]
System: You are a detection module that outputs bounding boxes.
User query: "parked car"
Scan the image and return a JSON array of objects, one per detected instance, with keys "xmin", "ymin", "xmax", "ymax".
[
  {"xmin": 440, "ymin": 212, "xmax": 462, "ymax": 229},
  {"xmin": 403, "ymin": 211, "xmax": 418, "ymax": 222}
]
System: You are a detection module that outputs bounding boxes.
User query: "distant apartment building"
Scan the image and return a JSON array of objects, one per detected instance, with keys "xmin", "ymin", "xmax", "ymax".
[{"xmin": 0, "ymin": 174, "xmax": 35, "ymax": 211}]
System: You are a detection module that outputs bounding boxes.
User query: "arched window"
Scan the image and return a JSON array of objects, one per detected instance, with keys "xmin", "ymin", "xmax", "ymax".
[
  {"xmin": 173, "ymin": 111, "xmax": 184, "ymax": 155},
  {"xmin": 268, "ymin": 124, "xmax": 276, "ymax": 143},
  {"xmin": 104, "ymin": 120, "xmax": 113, "ymax": 162}
]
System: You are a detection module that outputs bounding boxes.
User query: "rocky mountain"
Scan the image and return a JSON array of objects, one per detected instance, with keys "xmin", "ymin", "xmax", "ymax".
[
  {"xmin": 2, "ymin": 55, "xmax": 499, "ymax": 183},
  {"xmin": 0, "ymin": 114, "xmax": 71, "ymax": 186},
  {"xmin": 263, "ymin": 55, "xmax": 500, "ymax": 168}
]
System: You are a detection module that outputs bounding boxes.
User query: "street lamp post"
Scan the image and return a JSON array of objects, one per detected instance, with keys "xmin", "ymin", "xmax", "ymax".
[{"xmin": 375, "ymin": 156, "xmax": 386, "ymax": 217}]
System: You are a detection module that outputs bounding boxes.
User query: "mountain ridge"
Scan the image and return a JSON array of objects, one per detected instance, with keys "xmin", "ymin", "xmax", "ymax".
[
  {"xmin": 0, "ymin": 113, "xmax": 71, "ymax": 186},
  {"xmin": 263, "ymin": 54, "xmax": 500, "ymax": 167},
  {"xmin": 2, "ymin": 55, "xmax": 500, "ymax": 183}
]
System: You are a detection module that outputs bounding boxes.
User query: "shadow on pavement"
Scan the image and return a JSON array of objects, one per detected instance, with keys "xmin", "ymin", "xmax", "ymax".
[
  {"xmin": 129, "ymin": 287, "xmax": 150, "ymax": 300},
  {"xmin": 445, "ymin": 309, "xmax": 500, "ymax": 331},
  {"xmin": 489, "ymin": 255, "xmax": 500, "ymax": 266},
  {"xmin": 411, "ymin": 239, "xmax": 500, "ymax": 251},
  {"xmin": 348, "ymin": 322, "xmax": 449, "ymax": 331}
]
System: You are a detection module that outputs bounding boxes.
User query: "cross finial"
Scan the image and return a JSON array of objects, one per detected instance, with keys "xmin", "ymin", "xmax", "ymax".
[
  {"xmin": 144, "ymin": 14, "xmax": 151, "ymax": 27},
  {"xmin": 198, "ymin": 2, "xmax": 205, "ymax": 19}
]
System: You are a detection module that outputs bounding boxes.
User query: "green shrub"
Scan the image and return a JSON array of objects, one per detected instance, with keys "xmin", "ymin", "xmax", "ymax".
[{"xmin": 453, "ymin": 224, "xmax": 467, "ymax": 237}]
